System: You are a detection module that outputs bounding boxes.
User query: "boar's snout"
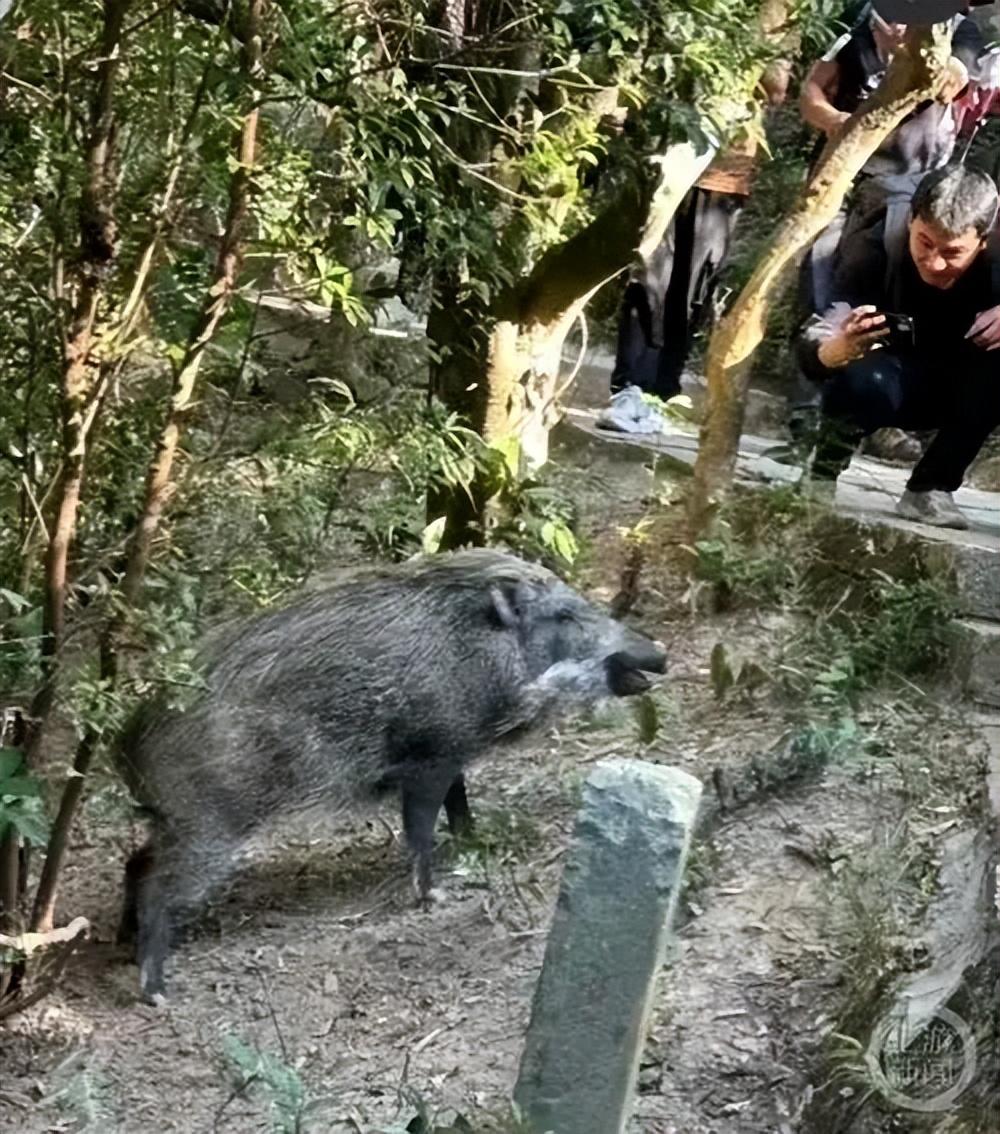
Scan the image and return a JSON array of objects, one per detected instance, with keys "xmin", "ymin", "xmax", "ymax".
[{"xmin": 605, "ymin": 639, "xmax": 667, "ymax": 696}]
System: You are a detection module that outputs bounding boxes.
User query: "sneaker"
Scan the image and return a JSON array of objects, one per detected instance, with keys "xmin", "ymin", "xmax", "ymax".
[
  {"xmin": 896, "ymin": 489, "xmax": 969, "ymax": 530},
  {"xmin": 596, "ymin": 385, "xmax": 667, "ymax": 435},
  {"xmin": 861, "ymin": 428, "xmax": 924, "ymax": 465}
]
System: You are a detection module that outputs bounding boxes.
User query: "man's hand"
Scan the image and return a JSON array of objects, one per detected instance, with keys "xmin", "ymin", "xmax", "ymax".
[
  {"xmin": 966, "ymin": 305, "xmax": 1000, "ymax": 350},
  {"xmin": 823, "ymin": 108, "xmax": 852, "ymax": 137},
  {"xmin": 817, "ymin": 305, "xmax": 889, "ymax": 368},
  {"xmin": 937, "ymin": 57, "xmax": 969, "ymax": 105}
]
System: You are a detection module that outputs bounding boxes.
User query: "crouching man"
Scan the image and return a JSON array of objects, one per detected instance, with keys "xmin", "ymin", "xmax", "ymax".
[{"xmin": 797, "ymin": 164, "xmax": 1000, "ymax": 529}]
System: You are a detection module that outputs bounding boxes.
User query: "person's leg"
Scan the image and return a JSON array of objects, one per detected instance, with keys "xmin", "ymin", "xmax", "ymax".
[
  {"xmin": 811, "ymin": 351, "xmax": 911, "ymax": 480},
  {"xmin": 813, "ymin": 352, "xmax": 909, "ymax": 481},
  {"xmin": 611, "ymin": 281, "xmax": 655, "ymax": 393},
  {"xmin": 906, "ymin": 350, "xmax": 1000, "ymax": 493},
  {"xmin": 656, "ymin": 189, "xmax": 744, "ymax": 398},
  {"xmin": 611, "ymin": 206, "xmax": 681, "ymax": 393},
  {"xmin": 653, "ymin": 189, "xmax": 700, "ymax": 399}
]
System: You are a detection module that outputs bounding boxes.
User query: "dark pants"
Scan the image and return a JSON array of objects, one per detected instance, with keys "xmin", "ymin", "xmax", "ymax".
[
  {"xmin": 815, "ymin": 347, "xmax": 1000, "ymax": 491},
  {"xmin": 612, "ymin": 187, "xmax": 744, "ymax": 399}
]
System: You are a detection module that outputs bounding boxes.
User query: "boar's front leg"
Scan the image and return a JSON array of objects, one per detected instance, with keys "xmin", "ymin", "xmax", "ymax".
[{"xmin": 401, "ymin": 767, "xmax": 461, "ymax": 904}]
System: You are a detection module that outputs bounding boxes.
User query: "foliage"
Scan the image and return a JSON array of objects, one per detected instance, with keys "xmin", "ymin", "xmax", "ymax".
[
  {"xmin": 684, "ymin": 484, "xmax": 956, "ymax": 791},
  {"xmin": 35, "ymin": 1057, "xmax": 116, "ymax": 1131},
  {"xmin": 0, "ymin": 588, "xmax": 42, "ymax": 695},
  {"xmin": 493, "ymin": 468, "xmax": 583, "ymax": 570},
  {"xmin": 223, "ymin": 1035, "xmax": 306, "ymax": 1134},
  {"xmin": 691, "ymin": 484, "xmax": 813, "ymax": 609},
  {"xmin": 690, "ymin": 486, "xmax": 954, "ymax": 702},
  {"xmin": 448, "ymin": 806, "xmax": 542, "ymax": 889},
  {"xmin": 0, "ymin": 0, "xmax": 782, "ymax": 691},
  {"xmin": 821, "ymin": 828, "xmax": 940, "ymax": 1042},
  {"xmin": 0, "ymin": 748, "xmax": 49, "ymax": 847}
]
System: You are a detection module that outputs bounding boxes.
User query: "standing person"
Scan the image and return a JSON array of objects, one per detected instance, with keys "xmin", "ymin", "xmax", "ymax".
[
  {"xmin": 797, "ymin": 164, "xmax": 1000, "ymax": 529},
  {"xmin": 610, "ymin": 62, "xmax": 792, "ymax": 401}
]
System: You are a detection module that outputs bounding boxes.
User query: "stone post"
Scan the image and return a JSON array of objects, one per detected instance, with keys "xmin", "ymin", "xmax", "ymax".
[{"xmin": 514, "ymin": 757, "xmax": 702, "ymax": 1134}]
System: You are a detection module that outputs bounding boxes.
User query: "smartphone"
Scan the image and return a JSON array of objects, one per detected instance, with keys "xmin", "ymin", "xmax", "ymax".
[{"xmin": 880, "ymin": 311, "xmax": 915, "ymax": 351}]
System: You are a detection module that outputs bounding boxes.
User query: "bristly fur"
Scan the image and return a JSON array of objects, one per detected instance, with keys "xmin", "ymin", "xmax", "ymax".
[{"xmin": 117, "ymin": 548, "xmax": 664, "ymax": 1001}]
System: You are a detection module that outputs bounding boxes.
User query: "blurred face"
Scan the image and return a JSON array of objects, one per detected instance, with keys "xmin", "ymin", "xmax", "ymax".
[{"xmin": 908, "ymin": 217, "xmax": 984, "ymax": 289}]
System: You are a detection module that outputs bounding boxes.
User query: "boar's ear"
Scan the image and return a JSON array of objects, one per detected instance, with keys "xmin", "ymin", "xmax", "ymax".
[{"xmin": 489, "ymin": 583, "xmax": 521, "ymax": 630}]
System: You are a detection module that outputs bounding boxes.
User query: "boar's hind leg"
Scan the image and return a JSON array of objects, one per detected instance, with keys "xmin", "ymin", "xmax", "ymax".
[
  {"xmin": 117, "ymin": 840, "xmax": 155, "ymax": 948},
  {"xmin": 402, "ymin": 770, "xmax": 460, "ymax": 904},
  {"xmin": 443, "ymin": 774, "xmax": 473, "ymax": 837},
  {"xmin": 135, "ymin": 863, "xmax": 176, "ymax": 1004},
  {"xmin": 134, "ymin": 831, "xmax": 236, "ymax": 1004}
]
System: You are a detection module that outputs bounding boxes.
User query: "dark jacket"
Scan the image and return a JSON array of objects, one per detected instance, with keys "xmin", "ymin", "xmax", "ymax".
[{"xmin": 798, "ymin": 219, "xmax": 1000, "ymax": 384}]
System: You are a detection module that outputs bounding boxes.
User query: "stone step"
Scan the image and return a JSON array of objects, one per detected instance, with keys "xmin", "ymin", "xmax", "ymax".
[
  {"xmin": 950, "ymin": 620, "xmax": 1000, "ymax": 710},
  {"xmin": 925, "ymin": 542, "xmax": 1000, "ymax": 624}
]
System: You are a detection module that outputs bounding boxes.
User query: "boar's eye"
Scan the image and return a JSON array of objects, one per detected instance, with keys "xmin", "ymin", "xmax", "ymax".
[{"xmin": 556, "ymin": 609, "xmax": 576, "ymax": 624}]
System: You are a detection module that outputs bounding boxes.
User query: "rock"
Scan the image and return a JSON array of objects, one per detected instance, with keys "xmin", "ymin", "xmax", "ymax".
[
  {"xmin": 950, "ymin": 620, "xmax": 1000, "ymax": 709},
  {"xmin": 926, "ymin": 542, "xmax": 1000, "ymax": 623},
  {"xmin": 865, "ymin": 830, "xmax": 992, "ymax": 1109},
  {"xmin": 968, "ymin": 454, "xmax": 1000, "ymax": 493},
  {"xmin": 514, "ymin": 758, "xmax": 702, "ymax": 1134}
]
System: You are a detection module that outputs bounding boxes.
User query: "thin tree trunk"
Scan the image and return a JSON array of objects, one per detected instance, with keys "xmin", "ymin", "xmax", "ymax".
[
  {"xmin": 0, "ymin": 710, "xmax": 29, "ymax": 1000},
  {"xmin": 120, "ymin": 0, "xmax": 263, "ymax": 609},
  {"xmin": 28, "ymin": 0, "xmax": 265, "ymax": 936},
  {"xmin": 689, "ymin": 24, "xmax": 952, "ymax": 537},
  {"xmin": 0, "ymin": 3, "xmax": 130, "ymax": 969},
  {"xmin": 31, "ymin": 0, "xmax": 131, "ymax": 721}
]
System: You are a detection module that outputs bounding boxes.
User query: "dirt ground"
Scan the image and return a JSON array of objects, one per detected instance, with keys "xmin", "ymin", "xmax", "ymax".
[{"xmin": 0, "ymin": 442, "xmax": 990, "ymax": 1133}]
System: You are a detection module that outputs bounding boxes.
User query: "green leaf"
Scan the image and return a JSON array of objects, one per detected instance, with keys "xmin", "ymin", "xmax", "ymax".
[
  {"xmin": 550, "ymin": 524, "xmax": 578, "ymax": 564},
  {"xmin": 0, "ymin": 748, "xmax": 24, "ymax": 780},
  {"xmin": 491, "ymin": 434, "xmax": 520, "ymax": 480},
  {"xmin": 7, "ymin": 805, "xmax": 49, "ymax": 847},
  {"xmin": 710, "ymin": 641, "xmax": 735, "ymax": 701},
  {"xmin": 223, "ymin": 1035, "xmax": 262, "ymax": 1083},
  {"xmin": 634, "ymin": 694, "xmax": 660, "ymax": 746},
  {"xmin": 0, "ymin": 776, "xmax": 42, "ymax": 799},
  {"xmin": 0, "ymin": 588, "xmax": 30, "ymax": 613},
  {"xmin": 421, "ymin": 515, "xmax": 446, "ymax": 555}
]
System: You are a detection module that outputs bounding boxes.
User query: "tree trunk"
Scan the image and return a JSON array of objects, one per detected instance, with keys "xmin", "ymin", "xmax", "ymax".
[
  {"xmin": 0, "ymin": 711, "xmax": 28, "ymax": 1000},
  {"xmin": 27, "ymin": 0, "xmax": 131, "ymax": 755},
  {"xmin": 120, "ymin": 76, "xmax": 261, "ymax": 604},
  {"xmin": 27, "ymin": 0, "xmax": 266, "ymax": 936},
  {"xmin": 428, "ymin": 0, "xmax": 791, "ymax": 547},
  {"xmin": 689, "ymin": 24, "xmax": 952, "ymax": 537},
  {"xmin": 0, "ymin": 2, "xmax": 130, "ymax": 969}
]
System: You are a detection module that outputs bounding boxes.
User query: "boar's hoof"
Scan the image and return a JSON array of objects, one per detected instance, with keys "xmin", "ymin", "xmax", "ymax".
[{"xmin": 415, "ymin": 886, "xmax": 446, "ymax": 910}]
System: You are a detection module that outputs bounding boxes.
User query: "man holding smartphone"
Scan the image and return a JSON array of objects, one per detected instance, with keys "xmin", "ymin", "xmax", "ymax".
[{"xmin": 798, "ymin": 164, "xmax": 1000, "ymax": 529}]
